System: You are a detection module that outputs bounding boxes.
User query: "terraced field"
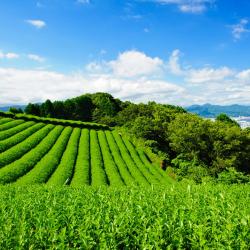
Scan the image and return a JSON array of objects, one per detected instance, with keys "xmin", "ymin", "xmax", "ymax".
[{"xmin": 0, "ymin": 117, "xmax": 169, "ymax": 186}]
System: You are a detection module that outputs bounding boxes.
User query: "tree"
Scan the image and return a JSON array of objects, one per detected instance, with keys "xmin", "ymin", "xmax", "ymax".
[
  {"xmin": 53, "ymin": 101, "xmax": 66, "ymax": 119},
  {"xmin": 9, "ymin": 107, "xmax": 23, "ymax": 114},
  {"xmin": 72, "ymin": 95, "xmax": 93, "ymax": 121},
  {"xmin": 24, "ymin": 103, "xmax": 41, "ymax": 116},
  {"xmin": 40, "ymin": 100, "xmax": 54, "ymax": 118},
  {"xmin": 91, "ymin": 92, "xmax": 121, "ymax": 122},
  {"xmin": 216, "ymin": 113, "xmax": 240, "ymax": 127}
]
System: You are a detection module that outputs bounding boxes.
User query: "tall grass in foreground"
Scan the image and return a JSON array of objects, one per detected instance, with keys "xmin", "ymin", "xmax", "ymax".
[{"xmin": 0, "ymin": 183, "xmax": 249, "ymax": 249}]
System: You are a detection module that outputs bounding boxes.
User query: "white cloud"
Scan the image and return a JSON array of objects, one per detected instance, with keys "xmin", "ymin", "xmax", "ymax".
[
  {"xmin": 0, "ymin": 67, "xmax": 185, "ymax": 106},
  {"xmin": 168, "ymin": 49, "xmax": 183, "ymax": 75},
  {"xmin": 186, "ymin": 67, "xmax": 234, "ymax": 83},
  {"xmin": 153, "ymin": 0, "xmax": 214, "ymax": 13},
  {"xmin": 5, "ymin": 53, "xmax": 20, "ymax": 59},
  {"xmin": 230, "ymin": 19, "xmax": 249, "ymax": 40},
  {"xmin": 167, "ymin": 49, "xmax": 234, "ymax": 83},
  {"xmin": 236, "ymin": 69, "xmax": 250, "ymax": 81},
  {"xmin": 1, "ymin": 49, "xmax": 250, "ymax": 106},
  {"xmin": 0, "ymin": 51, "xmax": 19, "ymax": 60},
  {"xmin": 179, "ymin": 3, "xmax": 206, "ymax": 13},
  {"xmin": 27, "ymin": 54, "xmax": 45, "ymax": 63},
  {"xmin": 108, "ymin": 50, "xmax": 163, "ymax": 77},
  {"xmin": 26, "ymin": 19, "xmax": 46, "ymax": 29}
]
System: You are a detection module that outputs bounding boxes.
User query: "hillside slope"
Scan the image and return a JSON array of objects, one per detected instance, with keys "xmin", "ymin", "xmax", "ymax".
[{"xmin": 0, "ymin": 117, "xmax": 171, "ymax": 186}]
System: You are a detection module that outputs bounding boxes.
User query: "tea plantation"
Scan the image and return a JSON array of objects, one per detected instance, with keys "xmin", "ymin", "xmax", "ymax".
[
  {"xmin": 0, "ymin": 116, "xmax": 249, "ymax": 249},
  {"xmin": 0, "ymin": 117, "xmax": 169, "ymax": 186}
]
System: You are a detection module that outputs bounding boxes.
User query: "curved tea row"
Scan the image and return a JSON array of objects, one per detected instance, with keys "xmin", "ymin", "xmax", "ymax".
[{"xmin": 0, "ymin": 117, "xmax": 169, "ymax": 186}]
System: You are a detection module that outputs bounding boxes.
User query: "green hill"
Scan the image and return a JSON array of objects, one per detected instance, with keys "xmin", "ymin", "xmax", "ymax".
[{"xmin": 0, "ymin": 116, "xmax": 171, "ymax": 186}]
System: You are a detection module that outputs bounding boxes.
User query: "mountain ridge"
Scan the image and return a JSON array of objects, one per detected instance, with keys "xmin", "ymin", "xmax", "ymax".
[{"xmin": 187, "ymin": 103, "xmax": 250, "ymax": 117}]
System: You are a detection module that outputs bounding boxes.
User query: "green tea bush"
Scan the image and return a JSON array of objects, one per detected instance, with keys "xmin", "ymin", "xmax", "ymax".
[
  {"xmin": 15, "ymin": 126, "xmax": 70, "ymax": 185},
  {"xmin": 0, "ymin": 121, "xmax": 35, "ymax": 141},
  {"xmin": 0, "ymin": 184, "xmax": 249, "ymax": 249},
  {"xmin": 0, "ymin": 117, "xmax": 13, "ymax": 125},
  {"xmin": 47, "ymin": 128, "xmax": 80, "ymax": 186},
  {"xmin": 123, "ymin": 138, "xmax": 159, "ymax": 185},
  {"xmin": 0, "ymin": 123, "xmax": 45, "ymax": 153},
  {"xmin": 70, "ymin": 129, "xmax": 90, "ymax": 186},
  {"xmin": 105, "ymin": 131, "xmax": 136, "ymax": 186},
  {"xmin": 90, "ymin": 130, "xmax": 108, "ymax": 186},
  {"xmin": 98, "ymin": 130, "xmax": 124, "ymax": 186},
  {"xmin": 112, "ymin": 131, "xmax": 149, "ymax": 186},
  {"xmin": 0, "ymin": 126, "xmax": 62, "ymax": 184},
  {"xmin": 0, "ymin": 119, "xmax": 24, "ymax": 132},
  {"xmin": 0, "ymin": 124, "xmax": 54, "ymax": 168}
]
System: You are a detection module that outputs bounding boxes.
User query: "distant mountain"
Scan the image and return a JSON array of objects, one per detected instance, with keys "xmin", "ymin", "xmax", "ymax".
[
  {"xmin": 187, "ymin": 104, "xmax": 250, "ymax": 117},
  {"xmin": 0, "ymin": 105, "xmax": 26, "ymax": 112}
]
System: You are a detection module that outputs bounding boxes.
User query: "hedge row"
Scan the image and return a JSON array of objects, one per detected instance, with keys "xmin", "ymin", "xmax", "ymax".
[
  {"xmin": 0, "ymin": 125, "xmax": 54, "ymax": 168},
  {"xmin": 105, "ymin": 131, "xmax": 136, "ymax": 186},
  {"xmin": 137, "ymin": 150, "xmax": 171, "ymax": 184},
  {"xmin": 0, "ymin": 121, "xmax": 35, "ymax": 141},
  {"xmin": 0, "ymin": 123, "xmax": 45, "ymax": 153},
  {"xmin": 47, "ymin": 128, "xmax": 80, "ymax": 186},
  {"xmin": 122, "ymin": 138, "xmax": 159, "ymax": 185},
  {"xmin": 0, "ymin": 111, "xmax": 109, "ymax": 130},
  {"xmin": 16, "ymin": 127, "xmax": 72, "ymax": 185},
  {"xmin": 70, "ymin": 129, "xmax": 90, "ymax": 186},
  {"xmin": 0, "ymin": 118, "xmax": 13, "ymax": 125},
  {"xmin": 97, "ymin": 131, "xmax": 124, "ymax": 186},
  {"xmin": 112, "ymin": 132, "xmax": 149, "ymax": 186},
  {"xmin": 0, "ymin": 125, "xmax": 62, "ymax": 184},
  {"xmin": 90, "ymin": 130, "xmax": 108, "ymax": 186},
  {"xmin": 0, "ymin": 119, "xmax": 24, "ymax": 132}
]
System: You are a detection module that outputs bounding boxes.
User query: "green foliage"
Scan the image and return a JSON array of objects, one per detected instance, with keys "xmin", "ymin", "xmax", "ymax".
[
  {"xmin": 0, "ymin": 112, "xmax": 109, "ymax": 129},
  {"xmin": 47, "ymin": 128, "xmax": 80, "ymax": 186},
  {"xmin": 98, "ymin": 131, "xmax": 124, "ymax": 186},
  {"xmin": 0, "ymin": 116, "xmax": 164, "ymax": 186},
  {"xmin": 24, "ymin": 103, "xmax": 41, "ymax": 116},
  {"xmin": 0, "ymin": 121, "xmax": 35, "ymax": 141},
  {"xmin": 90, "ymin": 130, "xmax": 108, "ymax": 186},
  {"xmin": 168, "ymin": 113, "xmax": 250, "ymax": 174},
  {"xmin": 40, "ymin": 99, "xmax": 54, "ymax": 117},
  {"xmin": 0, "ymin": 185, "xmax": 249, "ymax": 249},
  {"xmin": 0, "ymin": 119, "xmax": 25, "ymax": 132},
  {"xmin": 105, "ymin": 131, "xmax": 136, "ymax": 186},
  {"xmin": 0, "ymin": 125, "xmax": 62, "ymax": 184},
  {"xmin": 0, "ymin": 117, "xmax": 13, "ymax": 125},
  {"xmin": 0, "ymin": 123, "xmax": 45, "ymax": 153},
  {"xmin": 16, "ymin": 127, "xmax": 72, "ymax": 185},
  {"xmin": 216, "ymin": 113, "xmax": 239, "ymax": 126},
  {"xmin": 122, "ymin": 138, "xmax": 159, "ymax": 185},
  {"xmin": 0, "ymin": 124, "xmax": 53, "ymax": 168},
  {"xmin": 8, "ymin": 107, "xmax": 23, "ymax": 114},
  {"xmin": 112, "ymin": 131, "xmax": 149, "ymax": 186},
  {"xmin": 217, "ymin": 168, "xmax": 250, "ymax": 184},
  {"xmin": 172, "ymin": 156, "xmax": 209, "ymax": 183},
  {"xmin": 70, "ymin": 129, "xmax": 90, "ymax": 186}
]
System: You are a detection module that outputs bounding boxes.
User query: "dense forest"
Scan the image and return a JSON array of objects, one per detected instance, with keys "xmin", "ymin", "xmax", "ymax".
[{"xmin": 11, "ymin": 92, "xmax": 250, "ymax": 183}]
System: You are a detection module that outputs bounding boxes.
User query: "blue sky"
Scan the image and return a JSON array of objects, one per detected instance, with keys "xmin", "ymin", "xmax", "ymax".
[{"xmin": 0, "ymin": 0, "xmax": 250, "ymax": 106}]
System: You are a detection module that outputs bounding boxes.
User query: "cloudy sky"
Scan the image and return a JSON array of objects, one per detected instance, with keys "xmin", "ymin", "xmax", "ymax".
[{"xmin": 0, "ymin": 0, "xmax": 250, "ymax": 106}]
